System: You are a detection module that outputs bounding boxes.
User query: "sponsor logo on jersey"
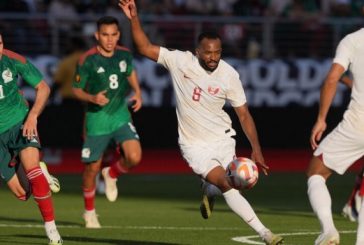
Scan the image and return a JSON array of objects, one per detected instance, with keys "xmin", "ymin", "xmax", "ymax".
[
  {"xmin": 119, "ymin": 60, "xmax": 127, "ymax": 72},
  {"xmin": 97, "ymin": 67, "xmax": 105, "ymax": 73},
  {"xmin": 2, "ymin": 68, "xmax": 13, "ymax": 83},
  {"xmin": 208, "ymin": 86, "xmax": 220, "ymax": 95}
]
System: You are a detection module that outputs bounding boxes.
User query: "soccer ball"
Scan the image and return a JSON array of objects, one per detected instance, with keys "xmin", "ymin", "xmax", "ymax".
[{"xmin": 226, "ymin": 157, "xmax": 259, "ymax": 190}]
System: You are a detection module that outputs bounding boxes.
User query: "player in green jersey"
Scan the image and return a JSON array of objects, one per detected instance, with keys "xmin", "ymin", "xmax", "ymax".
[
  {"xmin": 0, "ymin": 34, "xmax": 62, "ymax": 245},
  {"xmin": 72, "ymin": 16, "xmax": 142, "ymax": 228}
]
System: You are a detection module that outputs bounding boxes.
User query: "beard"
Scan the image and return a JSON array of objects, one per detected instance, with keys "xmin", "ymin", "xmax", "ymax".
[{"xmin": 198, "ymin": 58, "xmax": 219, "ymax": 72}]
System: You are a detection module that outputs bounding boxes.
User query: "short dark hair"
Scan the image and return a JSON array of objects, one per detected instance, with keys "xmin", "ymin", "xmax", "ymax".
[
  {"xmin": 197, "ymin": 31, "xmax": 221, "ymax": 44},
  {"xmin": 97, "ymin": 16, "xmax": 119, "ymax": 30}
]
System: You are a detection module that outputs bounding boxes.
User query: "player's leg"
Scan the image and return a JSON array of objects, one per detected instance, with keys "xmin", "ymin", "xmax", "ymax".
[
  {"xmin": 306, "ymin": 156, "xmax": 339, "ymax": 245},
  {"xmin": 342, "ymin": 167, "xmax": 363, "ymax": 222},
  {"xmin": 357, "ymin": 196, "xmax": 364, "ymax": 244},
  {"xmin": 81, "ymin": 134, "xmax": 109, "ymax": 228},
  {"xmin": 19, "ymin": 147, "xmax": 62, "ymax": 245},
  {"xmin": 102, "ymin": 123, "xmax": 141, "ymax": 202},
  {"xmin": 205, "ymin": 166, "xmax": 283, "ymax": 244},
  {"xmin": 200, "ymin": 178, "xmax": 221, "ymax": 219},
  {"xmin": 102, "ymin": 139, "xmax": 141, "ymax": 202},
  {"xmin": 82, "ymin": 158, "xmax": 102, "ymax": 228}
]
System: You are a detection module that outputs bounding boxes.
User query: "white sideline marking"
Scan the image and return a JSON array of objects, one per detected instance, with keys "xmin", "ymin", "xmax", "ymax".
[
  {"xmin": 0, "ymin": 224, "xmax": 356, "ymax": 244},
  {"xmin": 232, "ymin": 230, "xmax": 356, "ymax": 245},
  {"xmin": 0, "ymin": 223, "xmax": 242, "ymax": 230}
]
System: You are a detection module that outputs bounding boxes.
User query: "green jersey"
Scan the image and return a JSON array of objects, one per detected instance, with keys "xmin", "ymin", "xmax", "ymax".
[
  {"xmin": 73, "ymin": 46, "xmax": 134, "ymax": 136},
  {"xmin": 0, "ymin": 49, "xmax": 42, "ymax": 134}
]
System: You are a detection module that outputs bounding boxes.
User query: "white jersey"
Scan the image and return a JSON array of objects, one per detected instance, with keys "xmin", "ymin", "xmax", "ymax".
[
  {"xmin": 334, "ymin": 28, "xmax": 364, "ymax": 113},
  {"xmin": 157, "ymin": 47, "xmax": 246, "ymax": 145},
  {"xmin": 314, "ymin": 28, "xmax": 364, "ymax": 174}
]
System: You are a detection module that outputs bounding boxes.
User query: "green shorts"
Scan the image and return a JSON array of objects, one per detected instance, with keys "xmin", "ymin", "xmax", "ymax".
[
  {"xmin": 81, "ymin": 122, "xmax": 139, "ymax": 163},
  {"xmin": 0, "ymin": 122, "xmax": 41, "ymax": 182}
]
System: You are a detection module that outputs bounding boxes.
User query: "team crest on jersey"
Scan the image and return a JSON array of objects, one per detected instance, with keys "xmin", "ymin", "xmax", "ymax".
[
  {"xmin": 119, "ymin": 60, "xmax": 127, "ymax": 72},
  {"xmin": 2, "ymin": 68, "xmax": 13, "ymax": 83},
  {"xmin": 208, "ymin": 86, "xmax": 220, "ymax": 95}
]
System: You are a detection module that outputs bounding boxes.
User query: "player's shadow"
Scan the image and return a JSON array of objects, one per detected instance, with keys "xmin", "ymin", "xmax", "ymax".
[
  {"xmin": 14, "ymin": 234, "xmax": 183, "ymax": 244},
  {"xmin": 0, "ymin": 215, "xmax": 79, "ymax": 226}
]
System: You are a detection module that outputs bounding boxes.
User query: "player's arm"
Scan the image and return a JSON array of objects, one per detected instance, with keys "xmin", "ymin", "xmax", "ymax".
[
  {"xmin": 23, "ymin": 80, "xmax": 50, "ymax": 139},
  {"xmin": 119, "ymin": 0, "xmax": 160, "ymax": 61},
  {"xmin": 127, "ymin": 70, "xmax": 142, "ymax": 112},
  {"xmin": 340, "ymin": 74, "xmax": 353, "ymax": 88},
  {"xmin": 234, "ymin": 104, "xmax": 269, "ymax": 175},
  {"xmin": 310, "ymin": 63, "xmax": 345, "ymax": 149},
  {"xmin": 72, "ymin": 87, "xmax": 109, "ymax": 106}
]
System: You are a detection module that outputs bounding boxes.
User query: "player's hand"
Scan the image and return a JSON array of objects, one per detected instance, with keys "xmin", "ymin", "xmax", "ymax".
[
  {"xmin": 310, "ymin": 119, "xmax": 326, "ymax": 150},
  {"xmin": 22, "ymin": 113, "xmax": 38, "ymax": 140},
  {"xmin": 251, "ymin": 150, "xmax": 269, "ymax": 175},
  {"xmin": 93, "ymin": 90, "xmax": 109, "ymax": 106},
  {"xmin": 119, "ymin": 0, "xmax": 137, "ymax": 19},
  {"xmin": 129, "ymin": 93, "xmax": 142, "ymax": 112}
]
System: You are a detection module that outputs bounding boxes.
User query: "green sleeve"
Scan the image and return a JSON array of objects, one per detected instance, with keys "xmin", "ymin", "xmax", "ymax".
[
  {"xmin": 17, "ymin": 59, "xmax": 43, "ymax": 87},
  {"xmin": 73, "ymin": 61, "xmax": 90, "ymax": 89}
]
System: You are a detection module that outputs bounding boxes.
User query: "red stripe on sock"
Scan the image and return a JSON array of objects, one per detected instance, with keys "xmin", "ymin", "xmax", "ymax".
[
  {"xmin": 83, "ymin": 187, "xmax": 96, "ymax": 211},
  {"xmin": 109, "ymin": 160, "xmax": 128, "ymax": 178}
]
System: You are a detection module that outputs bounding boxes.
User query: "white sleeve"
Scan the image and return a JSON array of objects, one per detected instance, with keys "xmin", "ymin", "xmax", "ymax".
[
  {"xmin": 157, "ymin": 47, "xmax": 181, "ymax": 70},
  {"xmin": 226, "ymin": 72, "xmax": 247, "ymax": 107},
  {"xmin": 333, "ymin": 35, "xmax": 354, "ymax": 70}
]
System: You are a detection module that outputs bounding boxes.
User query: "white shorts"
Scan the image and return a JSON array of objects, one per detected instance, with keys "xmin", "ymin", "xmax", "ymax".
[
  {"xmin": 314, "ymin": 109, "xmax": 364, "ymax": 174},
  {"xmin": 180, "ymin": 137, "xmax": 236, "ymax": 178}
]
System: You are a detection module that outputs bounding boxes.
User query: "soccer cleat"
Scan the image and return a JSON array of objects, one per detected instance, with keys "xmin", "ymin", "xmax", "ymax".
[
  {"xmin": 342, "ymin": 203, "xmax": 358, "ymax": 222},
  {"xmin": 200, "ymin": 194, "xmax": 215, "ymax": 219},
  {"xmin": 261, "ymin": 230, "xmax": 284, "ymax": 245},
  {"xmin": 314, "ymin": 231, "xmax": 340, "ymax": 245},
  {"xmin": 199, "ymin": 181, "xmax": 216, "ymax": 219},
  {"xmin": 45, "ymin": 226, "xmax": 62, "ymax": 245},
  {"xmin": 48, "ymin": 239, "xmax": 63, "ymax": 245},
  {"xmin": 39, "ymin": 161, "xmax": 61, "ymax": 193},
  {"xmin": 83, "ymin": 211, "xmax": 101, "ymax": 229},
  {"xmin": 101, "ymin": 167, "xmax": 118, "ymax": 202}
]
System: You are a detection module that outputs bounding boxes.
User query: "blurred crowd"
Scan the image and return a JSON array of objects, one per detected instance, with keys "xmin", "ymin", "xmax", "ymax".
[
  {"xmin": 0, "ymin": 0, "xmax": 364, "ymax": 17},
  {"xmin": 0, "ymin": 0, "xmax": 364, "ymax": 58}
]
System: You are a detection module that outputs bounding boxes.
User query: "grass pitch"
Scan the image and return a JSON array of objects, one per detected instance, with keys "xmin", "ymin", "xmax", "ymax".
[{"xmin": 0, "ymin": 172, "xmax": 358, "ymax": 244}]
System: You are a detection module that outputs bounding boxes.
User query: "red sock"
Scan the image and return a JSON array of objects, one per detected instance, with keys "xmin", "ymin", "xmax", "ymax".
[
  {"xmin": 109, "ymin": 160, "xmax": 128, "ymax": 179},
  {"xmin": 83, "ymin": 187, "xmax": 96, "ymax": 211},
  {"xmin": 359, "ymin": 178, "xmax": 364, "ymax": 197},
  {"xmin": 27, "ymin": 167, "xmax": 54, "ymax": 222}
]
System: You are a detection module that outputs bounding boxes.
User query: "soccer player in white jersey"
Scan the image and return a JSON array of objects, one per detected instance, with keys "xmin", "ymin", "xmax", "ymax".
[
  {"xmin": 118, "ymin": 1, "xmax": 283, "ymax": 244},
  {"xmin": 307, "ymin": 28, "xmax": 364, "ymax": 245}
]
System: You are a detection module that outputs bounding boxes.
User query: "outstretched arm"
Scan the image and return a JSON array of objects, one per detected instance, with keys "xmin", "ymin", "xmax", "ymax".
[
  {"xmin": 234, "ymin": 104, "xmax": 269, "ymax": 175},
  {"xmin": 119, "ymin": 0, "xmax": 160, "ymax": 61},
  {"xmin": 310, "ymin": 63, "xmax": 345, "ymax": 149}
]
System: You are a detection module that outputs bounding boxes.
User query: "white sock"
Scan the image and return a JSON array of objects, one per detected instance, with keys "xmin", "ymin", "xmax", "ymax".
[
  {"xmin": 356, "ymin": 199, "xmax": 364, "ymax": 245},
  {"xmin": 223, "ymin": 189, "xmax": 266, "ymax": 234},
  {"xmin": 45, "ymin": 220, "xmax": 61, "ymax": 241},
  {"xmin": 85, "ymin": 209, "xmax": 96, "ymax": 214},
  {"xmin": 307, "ymin": 175, "xmax": 336, "ymax": 233}
]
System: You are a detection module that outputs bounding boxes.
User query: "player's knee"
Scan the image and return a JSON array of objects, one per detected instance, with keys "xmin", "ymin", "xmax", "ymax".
[
  {"xmin": 125, "ymin": 153, "xmax": 141, "ymax": 167},
  {"xmin": 306, "ymin": 156, "xmax": 331, "ymax": 179}
]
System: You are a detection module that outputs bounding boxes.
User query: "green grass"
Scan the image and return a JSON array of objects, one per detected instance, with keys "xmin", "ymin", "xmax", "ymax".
[{"xmin": 0, "ymin": 173, "xmax": 359, "ymax": 244}]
